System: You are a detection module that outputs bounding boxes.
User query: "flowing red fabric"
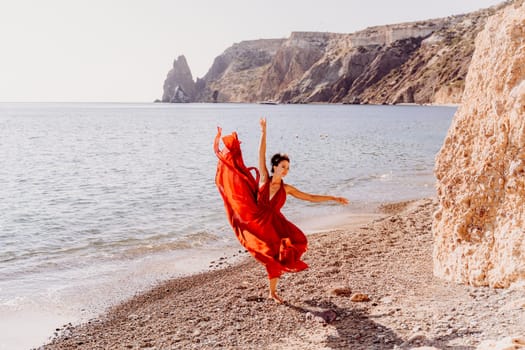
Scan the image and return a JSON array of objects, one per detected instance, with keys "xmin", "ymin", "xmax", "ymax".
[{"xmin": 214, "ymin": 128, "xmax": 308, "ymax": 279}]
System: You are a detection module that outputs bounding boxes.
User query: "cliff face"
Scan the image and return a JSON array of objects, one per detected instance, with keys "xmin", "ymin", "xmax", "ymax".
[
  {"xmin": 257, "ymin": 32, "xmax": 338, "ymax": 102},
  {"xmin": 161, "ymin": 3, "xmax": 507, "ymax": 104},
  {"xmin": 364, "ymin": 14, "xmax": 497, "ymax": 105},
  {"xmin": 196, "ymin": 39, "xmax": 285, "ymax": 103},
  {"xmin": 433, "ymin": 0, "xmax": 525, "ymax": 288}
]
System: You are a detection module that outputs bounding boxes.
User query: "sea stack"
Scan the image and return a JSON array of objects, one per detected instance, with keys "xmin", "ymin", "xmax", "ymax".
[
  {"xmin": 433, "ymin": 1, "xmax": 525, "ymax": 288},
  {"xmin": 162, "ymin": 55, "xmax": 196, "ymax": 103}
]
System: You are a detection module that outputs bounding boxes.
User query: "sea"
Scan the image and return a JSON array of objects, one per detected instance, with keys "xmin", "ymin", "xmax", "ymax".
[{"xmin": 0, "ymin": 102, "xmax": 455, "ymax": 349}]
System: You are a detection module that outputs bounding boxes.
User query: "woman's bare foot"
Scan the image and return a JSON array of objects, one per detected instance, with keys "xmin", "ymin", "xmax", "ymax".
[
  {"xmin": 268, "ymin": 277, "xmax": 284, "ymax": 303},
  {"xmin": 269, "ymin": 291, "xmax": 284, "ymax": 304}
]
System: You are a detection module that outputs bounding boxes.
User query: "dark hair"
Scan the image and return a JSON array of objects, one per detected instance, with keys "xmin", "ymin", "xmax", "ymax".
[{"xmin": 270, "ymin": 153, "xmax": 290, "ymax": 173}]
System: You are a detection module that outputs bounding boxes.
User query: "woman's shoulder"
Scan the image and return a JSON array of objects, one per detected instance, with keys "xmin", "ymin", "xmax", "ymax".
[{"xmin": 283, "ymin": 182, "xmax": 296, "ymax": 193}]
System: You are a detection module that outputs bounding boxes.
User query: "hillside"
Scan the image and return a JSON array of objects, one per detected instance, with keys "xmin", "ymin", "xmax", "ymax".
[{"xmin": 161, "ymin": 2, "xmax": 509, "ymax": 104}]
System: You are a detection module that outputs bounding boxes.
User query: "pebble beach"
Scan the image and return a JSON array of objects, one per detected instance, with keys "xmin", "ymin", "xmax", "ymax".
[{"xmin": 42, "ymin": 198, "xmax": 525, "ymax": 349}]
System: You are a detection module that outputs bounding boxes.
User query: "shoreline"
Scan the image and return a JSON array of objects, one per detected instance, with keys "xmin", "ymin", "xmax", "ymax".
[
  {"xmin": 42, "ymin": 198, "xmax": 525, "ymax": 349},
  {"xmin": 1, "ymin": 203, "xmax": 393, "ymax": 350}
]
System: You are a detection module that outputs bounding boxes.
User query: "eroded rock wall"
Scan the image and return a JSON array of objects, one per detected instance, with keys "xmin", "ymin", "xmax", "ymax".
[
  {"xmin": 257, "ymin": 32, "xmax": 337, "ymax": 102},
  {"xmin": 201, "ymin": 39, "xmax": 285, "ymax": 102},
  {"xmin": 433, "ymin": 0, "xmax": 525, "ymax": 288}
]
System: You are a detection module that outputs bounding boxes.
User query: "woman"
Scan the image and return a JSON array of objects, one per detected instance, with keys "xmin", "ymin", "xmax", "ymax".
[{"xmin": 214, "ymin": 117, "xmax": 348, "ymax": 303}]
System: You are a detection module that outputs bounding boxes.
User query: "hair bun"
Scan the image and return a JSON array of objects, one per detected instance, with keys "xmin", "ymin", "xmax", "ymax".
[{"xmin": 270, "ymin": 153, "xmax": 290, "ymax": 171}]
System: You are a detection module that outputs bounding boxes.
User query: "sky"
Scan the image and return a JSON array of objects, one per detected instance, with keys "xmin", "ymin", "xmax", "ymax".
[{"xmin": 0, "ymin": 0, "xmax": 505, "ymax": 103}]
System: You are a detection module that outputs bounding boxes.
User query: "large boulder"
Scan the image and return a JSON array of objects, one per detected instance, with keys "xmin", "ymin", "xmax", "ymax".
[{"xmin": 433, "ymin": 0, "xmax": 525, "ymax": 288}]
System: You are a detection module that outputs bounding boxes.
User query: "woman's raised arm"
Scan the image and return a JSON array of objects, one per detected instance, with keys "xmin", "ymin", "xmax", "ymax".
[{"xmin": 259, "ymin": 117, "xmax": 269, "ymax": 183}]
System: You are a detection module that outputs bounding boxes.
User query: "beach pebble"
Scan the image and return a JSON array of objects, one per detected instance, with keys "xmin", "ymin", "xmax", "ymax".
[
  {"xmin": 381, "ymin": 296, "xmax": 394, "ymax": 304},
  {"xmin": 305, "ymin": 310, "xmax": 337, "ymax": 324},
  {"xmin": 350, "ymin": 293, "xmax": 370, "ymax": 302},
  {"xmin": 329, "ymin": 286, "xmax": 352, "ymax": 296},
  {"xmin": 245, "ymin": 296, "xmax": 264, "ymax": 302},
  {"xmin": 172, "ymin": 336, "xmax": 182, "ymax": 343},
  {"xmin": 317, "ymin": 310, "xmax": 337, "ymax": 323}
]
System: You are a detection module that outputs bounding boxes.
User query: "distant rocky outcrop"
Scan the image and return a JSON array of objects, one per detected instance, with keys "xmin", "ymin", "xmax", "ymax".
[
  {"xmin": 162, "ymin": 56, "xmax": 195, "ymax": 103},
  {"xmin": 198, "ymin": 39, "xmax": 285, "ymax": 103},
  {"xmin": 433, "ymin": 0, "xmax": 525, "ymax": 288},
  {"xmin": 257, "ymin": 32, "xmax": 339, "ymax": 102},
  {"xmin": 161, "ymin": 3, "xmax": 509, "ymax": 104}
]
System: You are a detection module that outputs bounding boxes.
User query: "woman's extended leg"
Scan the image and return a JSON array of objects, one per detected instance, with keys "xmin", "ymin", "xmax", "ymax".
[{"xmin": 268, "ymin": 277, "xmax": 283, "ymax": 303}]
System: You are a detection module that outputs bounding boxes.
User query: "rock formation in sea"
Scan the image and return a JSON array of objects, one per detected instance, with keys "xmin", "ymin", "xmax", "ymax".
[
  {"xmin": 160, "ymin": 2, "xmax": 509, "ymax": 104},
  {"xmin": 433, "ymin": 0, "xmax": 525, "ymax": 288},
  {"xmin": 162, "ymin": 55, "xmax": 195, "ymax": 103}
]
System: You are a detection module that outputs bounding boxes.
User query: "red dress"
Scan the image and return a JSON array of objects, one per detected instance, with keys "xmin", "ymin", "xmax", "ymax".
[{"xmin": 214, "ymin": 128, "xmax": 308, "ymax": 279}]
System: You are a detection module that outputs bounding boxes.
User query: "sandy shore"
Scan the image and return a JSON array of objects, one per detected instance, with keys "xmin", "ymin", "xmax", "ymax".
[{"xmin": 42, "ymin": 198, "xmax": 525, "ymax": 349}]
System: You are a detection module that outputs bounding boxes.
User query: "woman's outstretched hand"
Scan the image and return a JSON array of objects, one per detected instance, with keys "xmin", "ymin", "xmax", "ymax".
[
  {"xmin": 333, "ymin": 196, "xmax": 349, "ymax": 205},
  {"xmin": 260, "ymin": 117, "xmax": 267, "ymax": 133}
]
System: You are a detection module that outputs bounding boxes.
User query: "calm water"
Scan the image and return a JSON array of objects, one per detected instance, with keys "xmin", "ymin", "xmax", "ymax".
[{"xmin": 0, "ymin": 102, "xmax": 454, "ymax": 349}]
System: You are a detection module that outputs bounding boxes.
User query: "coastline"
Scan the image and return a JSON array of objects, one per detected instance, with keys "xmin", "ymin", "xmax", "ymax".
[{"xmin": 42, "ymin": 198, "xmax": 525, "ymax": 349}]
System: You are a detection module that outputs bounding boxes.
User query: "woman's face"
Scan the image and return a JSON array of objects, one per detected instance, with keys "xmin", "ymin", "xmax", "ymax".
[{"xmin": 273, "ymin": 160, "xmax": 289, "ymax": 178}]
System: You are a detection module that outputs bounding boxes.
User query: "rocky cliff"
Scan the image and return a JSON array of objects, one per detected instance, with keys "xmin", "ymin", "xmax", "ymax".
[
  {"xmin": 197, "ymin": 39, "xmax": 285, "ymax": 103},
  {"xmin": 433, "ymin": 0, "xmax": 525, "ymax": 288},
  {"xmin": 161, "ymin": 3, "xmax": 508, "ymax": 104},
  {"xmin": 162, "ymin": 56, "xmax": 196, "ymax": 103}
]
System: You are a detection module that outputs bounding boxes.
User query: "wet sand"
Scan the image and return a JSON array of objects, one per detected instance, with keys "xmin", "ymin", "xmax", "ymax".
[{"xmin": 42, "ymin": 198, "xmax": 525, "ymax": 349}]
